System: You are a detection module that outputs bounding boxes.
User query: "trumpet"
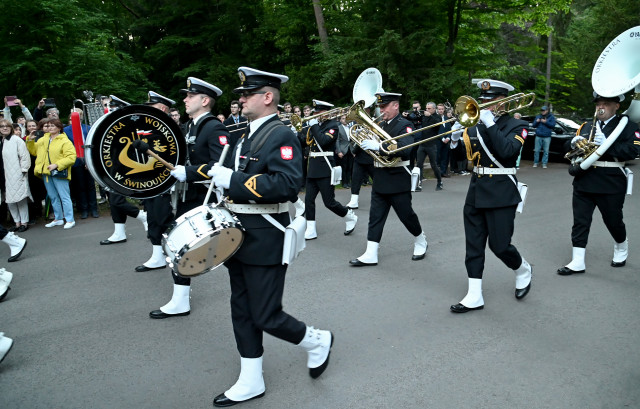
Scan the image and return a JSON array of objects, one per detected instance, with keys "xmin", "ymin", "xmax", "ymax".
[
  {"xmin": 378, "ymin": 92, "xmax": 536, "ymax": 155},
  {"xmin": 290, "ymin": 106, "xmax": 351, "ymax": 132}
]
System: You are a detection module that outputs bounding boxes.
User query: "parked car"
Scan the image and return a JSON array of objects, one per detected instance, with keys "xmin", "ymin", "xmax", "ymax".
[{"xmin": 520, "ymin": 116, "xmax": 582, "ymax": 162}]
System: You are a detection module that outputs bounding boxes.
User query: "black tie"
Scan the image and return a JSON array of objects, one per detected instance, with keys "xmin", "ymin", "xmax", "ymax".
[{"xmin": 600, "ymin": 120, "xmax": 606, "ymax": 131}]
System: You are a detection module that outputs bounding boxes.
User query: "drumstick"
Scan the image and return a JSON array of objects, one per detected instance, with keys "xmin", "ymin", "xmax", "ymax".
[
  {"xmin": 146, "ymin": 149, "xmax": 175, "ymax": 170},
  {"xmin": 204, "ymin": 144, "xmax": 231, "ymax": 205}
]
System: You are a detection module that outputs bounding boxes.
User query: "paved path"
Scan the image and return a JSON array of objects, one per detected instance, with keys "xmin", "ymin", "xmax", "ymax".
[{"xmin": 1, "ymin": 160, "xmax": 639, "ymax": 409}]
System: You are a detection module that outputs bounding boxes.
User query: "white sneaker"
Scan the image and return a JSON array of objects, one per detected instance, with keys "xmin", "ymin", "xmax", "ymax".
[
  {"xmin": 45, "ymin": 220, "xmax": 64, "ymax": 228},
  {"xmin": 533, "ymin": 163, "xmax": 538, "ymax": 168},
  {"xmin": 542, "ymin": 164, "xmax": 548, "ymax": 169},
  {"xmin": 0, "ymin": 333, "xmax": 14, "ymax": 364},
  {"xmin": 64, "ymin": 221, "xmax": 76, "ymax": 229}
]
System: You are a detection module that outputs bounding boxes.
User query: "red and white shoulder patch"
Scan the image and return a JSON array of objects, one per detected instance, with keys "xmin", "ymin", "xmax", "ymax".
[
  {"xmin": 280, "ymin": 146, "xmax": 293, "ymax": 160},
  {"xmin": 219, "ymin": 135, "xmax": 228, "ymax": 145},
  {"xmin": 406, "ymin": 127, "xmax": 413, "ymax": 134},
  {"xmin": 635, "ymin": 131, "xmax": 640, "ymax": 139},
  {"xmin": 329, "ymin": 129, "xmax": 335, "ymax": 134},
  {"xmin": 521, "ymin": 129, "xmax": 528, "ymax": 139}
]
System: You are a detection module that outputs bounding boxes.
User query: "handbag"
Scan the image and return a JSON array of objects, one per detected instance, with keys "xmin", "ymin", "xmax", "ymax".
[
  {"xmin": 47, "ymin": 139, "xmax": 68, "ymax": 179},
  {"xmin": 312, "ymin": 136, "xmax": 342, "ymax": 186},
  {"xmin": 50, "ymin": 168, "xmax": 68, "ymax": 179}
]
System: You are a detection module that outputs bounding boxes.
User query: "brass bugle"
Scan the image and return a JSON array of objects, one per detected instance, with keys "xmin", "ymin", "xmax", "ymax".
[
  {"xmin": 290, "ymin": 106, "xmax": 352, "ymax": 132},
  {"xmin": 379, "ymin": 92, "xmax": 536, "ymax": 155}
]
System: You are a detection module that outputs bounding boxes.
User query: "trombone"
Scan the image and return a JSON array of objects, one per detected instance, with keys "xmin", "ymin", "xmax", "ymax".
[
  {"xmin": 378, "ymin": 92, "xmax": 536, "ymax": 155},
  {"xmin": 290, "ymin": 106, "xmax": 352, "ymax": 132}
]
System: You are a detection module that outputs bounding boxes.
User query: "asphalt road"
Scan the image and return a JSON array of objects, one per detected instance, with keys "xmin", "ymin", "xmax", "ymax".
[{"xmin": 1, "ymin": 159, "xmax": 639, "ymax": 409}]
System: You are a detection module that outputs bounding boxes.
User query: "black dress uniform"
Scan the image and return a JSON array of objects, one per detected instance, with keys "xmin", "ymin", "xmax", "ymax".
[
  {"xmin": 150, "ymin": 77, "xmax": 230, "ymax": 318},
  {"xmin": 368, "ymin": 114, "xmax": 422, "ymax": 242},
  {"xmin": 208, "ymin": 67, "xmax": 333, "ymax": 407},
  {"xmin": 451, "ymin": 79, "xmax": 532, "ymax": 313},
  {"xmin": 350, "ymin": 92, "xmax": 427, "ymax": 266},
  {"xmin": 558, "ymin": 93, "xmax": 640, "ymax": 275},
  {"xmin": 304, "ymin": 117, "xmax": 350, "ymax": 221},
  {"xmin": 462, "ymin": 116, "xmax": 527, "ymax": 278}
]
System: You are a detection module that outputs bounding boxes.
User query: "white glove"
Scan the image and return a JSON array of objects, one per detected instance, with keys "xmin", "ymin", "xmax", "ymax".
[
  {"xmin": 361, "ymin": 139, "xmax": 381, "ymax": 151},
  {"xmin": 479, "ymin": 109, "xmax": 495, "ymax": 127},
  {"xmin": 307, "ymin": 118, "xmax": 319, "ymax": 127},
  {"xmin": 451, "ymin": 122, "xmax": 463, "ymax": 131},
  {"xmin": 593, "ymin": 123, "xmax": 605, "ymax": 146},
  {"xmin": 571, "ymin": 136, "xmax": 586, "ymax": 149},
  {"xmin": 170, "ymin": 165, "xmax": 186, "ymax": 182},
  {"xmin": 207, "ymin": 165, "xmax": 233, "ymax": 189}
]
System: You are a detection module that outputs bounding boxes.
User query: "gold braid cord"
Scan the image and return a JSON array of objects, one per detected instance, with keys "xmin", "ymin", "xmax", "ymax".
[
  {"xmin": 305, "ymin": 128, "xmax": 314, "ymax": 146},
  {"xmin": 463, "ymin": 128, "xmax": 481, "ymax": 167}
]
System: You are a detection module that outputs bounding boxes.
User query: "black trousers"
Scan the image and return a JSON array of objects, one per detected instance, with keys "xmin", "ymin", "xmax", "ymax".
[
  {"xmin": 305, "ymin": 177, "xmax": 348, "ymax": 221},
  {"xmin": 0, "ymin": 224, "xmax": 7, "ymax": 240},
  {"xmin": 145, "ymin": 195, "xmax": 173, "ymax": 245},
  {"xmin": 416, "ymin": 145, "xmax": 441, "ymax": 183},
  {"xmin": 351, "ymin": 162, "xmax": 375, "ymax": 195},
  {"xmin": 571, "ymin": 190, "xmax": 626, "ymax": 247},
  {"xmin": 108, "ymin": 193, "xmax": 140, "ymax": 223},
  {"xmin": 336, "ymin": 153, "xmax": 353, "ymax": 185},
  {"xmin": 367, "ymin": 190, "xmax": 422, "ymax": 242},
  {"xmin": 71, "ymin": 165, "xmax": 98, "ymax": 213},
  {"xmin": 226, "ymin": 258, "xmax": 306, "ymax": 358},
  {"xmin": 463, "ymin": 204, "xmax": 522, "ymax": 279}
]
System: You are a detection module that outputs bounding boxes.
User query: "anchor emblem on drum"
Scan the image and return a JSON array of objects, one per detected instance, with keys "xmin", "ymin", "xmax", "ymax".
[{"xmin": 118, "ymin": 130, "xmax": 169, "ymax": 175}]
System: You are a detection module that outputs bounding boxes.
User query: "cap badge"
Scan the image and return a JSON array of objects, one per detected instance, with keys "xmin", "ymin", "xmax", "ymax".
[
  {"xmin": 481, "ymin": 81, "xmax": 491, "ymax": 90},
  {"xmin": 239, "ymin": 71, "xmax": 246, "ymax": 85},
  {"xmin": 376, "ymin": 95, "xmax": 382, "ymax": 104},
  {"xmin": 187, "ymin": 79, "xmax": 192, "ymax": 88}
]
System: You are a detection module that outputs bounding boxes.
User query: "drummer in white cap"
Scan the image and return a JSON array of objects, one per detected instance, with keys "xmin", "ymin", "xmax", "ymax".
[
  {"xmin": 206, "ymin": 66, "xmax": 334, "ymax": 407},
  {"xmin": 148, "ymin": 77, "xmax": 232, "ymax": 319}
]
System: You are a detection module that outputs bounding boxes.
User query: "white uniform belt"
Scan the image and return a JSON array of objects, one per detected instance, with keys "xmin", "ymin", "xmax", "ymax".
[
  {"xmin": 374, "ymin": 160, "xmax": 410, "ymax": 168},
  {"xmin": 309, "ymin": 152, "xmax": 333, "ymax": 157},
  {"xmin": 473, "ymin": 166, "xmax": 517, "ymax": 175},
  {"xmin": 226, "ymin": 203, "xmax": 289, "ymax": 214},
  {"xmin": 593, "ymin": 161, "xmax": 624, "ymax": 168}
]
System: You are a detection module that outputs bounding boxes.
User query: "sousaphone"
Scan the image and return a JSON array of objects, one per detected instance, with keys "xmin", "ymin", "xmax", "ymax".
[{"xmin": 85, "ymin": 105, "xmax": 186, "ymax": 199}]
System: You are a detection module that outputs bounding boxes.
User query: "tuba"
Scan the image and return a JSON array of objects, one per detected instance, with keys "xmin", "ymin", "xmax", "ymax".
[
  {"xmin": 566, "ymin": 25, "xmax": 640, "ymax": 169},
  {"xmin": 347, "ymin": 100, "xmax": 400, "ymax": 167}
]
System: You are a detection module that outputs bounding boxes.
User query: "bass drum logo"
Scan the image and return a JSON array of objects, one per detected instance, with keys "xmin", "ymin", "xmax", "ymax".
[{"xmin": 85, "ymin": 105, "xmax": 186, "ymax": 199}]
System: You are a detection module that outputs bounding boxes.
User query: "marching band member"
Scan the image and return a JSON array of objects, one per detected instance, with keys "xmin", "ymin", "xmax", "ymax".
[
  {"xmin": 99, "ymin": 96, "xmax": 149, "ymax": 245},
  {"xmin": 205, "ymin": 67, "xmax": 333, "ymax": 407},
  {"xmin": 450, "ymin": 80, "xmax": 532, "ymax": 313},
  {"xmin": 149, "ymin": 77, "xmax": 231, "ymax": 319},
  {"xmin": 350, "ymin": 92, "xmax": 428, "ymax": 266},
  {"xmin": 303, "ymin": 99, "xmax": 357, "ymax": 240},
  {"xmin": 557, "ymin": 92, "xmax": 640, "ymax": 275},
  {"xmin": 133, "ymin": 91, "xmax": 177, "ymax": 272}
]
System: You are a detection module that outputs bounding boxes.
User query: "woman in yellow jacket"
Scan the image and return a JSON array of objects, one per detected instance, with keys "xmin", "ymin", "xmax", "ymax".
[{"xmin": 26, "ymin": 118, "xmax": 77, "ymax": 229}]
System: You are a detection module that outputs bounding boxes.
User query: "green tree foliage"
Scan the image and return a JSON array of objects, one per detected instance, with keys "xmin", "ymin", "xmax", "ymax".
[
  {"xmin": 0, "ymin": 0, "xmax": 636, "ymax": 121},
  {"xmin": 0, "ymin": 0, "xmax": 150, "ymax": 113}
]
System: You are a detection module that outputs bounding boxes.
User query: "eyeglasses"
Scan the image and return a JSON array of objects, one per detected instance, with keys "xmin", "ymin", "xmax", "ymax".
[
  {"xmin": 0, "ymin": 125, "xmax": 11, "ymax": 129},
  {"xmin": 240, "ymin": 90, "xmax": 267, "ymax": 98}
]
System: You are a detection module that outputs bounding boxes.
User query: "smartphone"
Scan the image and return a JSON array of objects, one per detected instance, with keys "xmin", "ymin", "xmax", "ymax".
[
  {"xmin": 44, "ymin": 97, "xmax": 56, "ymax": 107},
  {"xmin": 6, "ymin": 96, "xmax": 17, "ymax": 106}
]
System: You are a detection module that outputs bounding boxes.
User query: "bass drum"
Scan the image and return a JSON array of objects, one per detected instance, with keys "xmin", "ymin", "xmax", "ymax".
[{"xmin": 85, "ymin": 105, "xmax": 186, "ymax": 199}]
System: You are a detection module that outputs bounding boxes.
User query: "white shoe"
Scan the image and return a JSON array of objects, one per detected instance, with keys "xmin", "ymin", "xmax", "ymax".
[
  {"xmin": 346, "ymin": 194, "xmax": 359, "ymax": 209},
  {"xmin": 143, "ymin": 245, "xmax": 167, "ymax": 269},
  {"xmin": 459, "ymin": 278, "xmax": 484, "ymax": 309},
  {"xmin": 350, "ymin": 241, "xmax": 379, "ymax": 266},
  {"xmin": 149, "ymin": 284, "xmax": 191, "ymax": 318},
  {"xmin": 0, "ymin": 333, "xmax": 14, "ymax": 364},
  {"xmin": 298, "ymin": 326, "xmax": 334, "ymax": 378},
  {"xmin": 221, "ymin": 357, "xmax": 266, "ymax": 403},
  {"xmin": 344, "ymin": 209, "xmax": 357, "ymax": 235},
  {"xmin": 412, "ymin": 232, "xmax": 428, "ymax": 260},
  {"xmin": 0, "ymin": 268, "xmax": 13, "ymax": 302},
  {"xmin": 305, "ymin": 220, "xmax": 318, "ymax": 240},
  {"xmin": 532, "ymin": 163, "xmax": 538, "ymax": 168},
  {"xmin": 612, "ymin": 238, "xmax": 628, "ymax": 267},
  {"xmin": 136, "ymin": 210, "xmax": 148, "ymax": 231},
  {"xmin": 45, "ymin": 220, "xmax": 64, "ymax": 228},
  {"xmin": 2, "ymin": 233, "xmax": 26, "ymax": 262},
  {"xmin": 103, "ymin": 223, "xmax": 127, "ymax": 244},
  {"xmin": 63, "ymin": 221, "xmax": 76, "ymax": 229}
]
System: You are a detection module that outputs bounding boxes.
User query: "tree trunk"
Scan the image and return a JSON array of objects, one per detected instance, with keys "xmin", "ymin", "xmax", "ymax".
[
  {"xmin": 312, "ymin": 0, "xmax": 329, "ymax": 55},
  {"xmin": 545, "ymin": 18, "xmax": 552, "ymax": 108}
]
